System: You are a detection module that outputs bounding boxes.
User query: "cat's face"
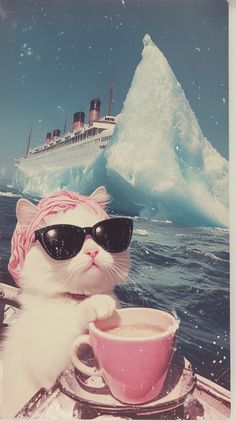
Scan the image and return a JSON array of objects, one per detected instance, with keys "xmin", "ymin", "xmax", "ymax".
[{"xmin": 21, "ymin": 204, "xmax": 131, "ymax": 297}]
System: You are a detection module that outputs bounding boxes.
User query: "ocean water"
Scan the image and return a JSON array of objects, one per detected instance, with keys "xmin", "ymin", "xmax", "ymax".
[{"xmin": 0, "ymin": 180, "xmax": 230, "ymax": 390}]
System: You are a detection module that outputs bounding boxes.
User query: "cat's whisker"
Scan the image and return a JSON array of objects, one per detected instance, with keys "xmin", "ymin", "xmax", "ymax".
[
  {"xmin": 105, "ymin": 266, "xmax": 120, "ymax": 283},
  {"xmin": 113, "ymin": 262, "xmax": 130, "ymax": 271},
  {"xmin": 126, "ymin": 273, "xmax": 150, "ymax": 306},
  {"xmin": 112, "ymin": 259, "xmax": 130, "ymax": 270},
  {"xmin": 106, "ymin": 265, "xmax": 128, "ymax": 285},
  {"xmin": 118, "ymin": 282, "xmax": 135, "ymax": 306}
]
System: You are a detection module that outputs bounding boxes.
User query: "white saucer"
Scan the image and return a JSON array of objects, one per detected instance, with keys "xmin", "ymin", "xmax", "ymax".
[{"xmin": 59, "ymin": 353, "xmax": 196, "ymax": 415}]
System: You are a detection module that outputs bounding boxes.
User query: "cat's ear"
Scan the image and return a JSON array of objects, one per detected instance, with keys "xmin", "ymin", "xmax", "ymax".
[
  {"xmin": 90, "ymin": 186, "xmax": 111, "ymax": 208},
  {"xmin": 16, "ymin": 198, "xmax": 38, "ymax": 227}
]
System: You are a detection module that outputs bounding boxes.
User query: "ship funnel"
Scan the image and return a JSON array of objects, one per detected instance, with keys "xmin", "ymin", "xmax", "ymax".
[
  {"xmin": 89, "ymin": 98, "xmax": 101, "ymax": 123},
  {"xmin": 53, "ymin": 129, "xmax": 61, "ymax": 141},
  {"xmin": 45, "ymin": 132, "xmax": 52, "ymax": 144},
  {"xmin": 73, "ymin": 111, "xmax": 85, "ymax": 131}
]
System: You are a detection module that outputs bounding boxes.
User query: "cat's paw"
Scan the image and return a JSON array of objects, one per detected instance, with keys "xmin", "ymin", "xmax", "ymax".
[{"xmin": 85, "ymin": 294, "xmax": 116, "ymax": 322}]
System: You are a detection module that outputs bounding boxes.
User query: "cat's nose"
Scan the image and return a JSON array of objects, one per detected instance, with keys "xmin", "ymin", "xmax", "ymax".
[{"xmin": 85, "ymin": 250, "xmax": 99, "ymax": 259}]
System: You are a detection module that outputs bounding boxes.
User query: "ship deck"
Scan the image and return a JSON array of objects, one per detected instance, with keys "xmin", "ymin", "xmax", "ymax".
[{"xmin": 16, "ymin": 117, "xmax": 116, "ymax": 171}]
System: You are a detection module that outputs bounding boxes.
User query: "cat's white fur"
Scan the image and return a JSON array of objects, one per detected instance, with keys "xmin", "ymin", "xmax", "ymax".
[{"xmin": 1, "ymin": 187, "xmax": 130, "ymax": 418}]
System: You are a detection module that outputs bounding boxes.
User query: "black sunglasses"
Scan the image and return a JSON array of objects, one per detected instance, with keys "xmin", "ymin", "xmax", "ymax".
[{"xmin": 34, "ymin": 217, "xmax": 133, "ymax": 260}]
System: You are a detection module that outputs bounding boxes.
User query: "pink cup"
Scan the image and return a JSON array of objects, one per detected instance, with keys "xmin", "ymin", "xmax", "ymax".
[{"xmin": 70, "ymin": 307, "xmax": 179, "ymax": 404}]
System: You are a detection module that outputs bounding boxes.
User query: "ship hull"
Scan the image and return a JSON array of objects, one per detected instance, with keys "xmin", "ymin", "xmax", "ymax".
[{"xmin": 16, "ymin": 135, "xmax": 109, "ymax": 171}]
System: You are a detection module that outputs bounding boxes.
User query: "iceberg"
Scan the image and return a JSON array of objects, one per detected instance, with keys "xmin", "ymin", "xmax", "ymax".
[{"xmin": 14, "ymin": 35, "xmax": 228, "ymax": 227}]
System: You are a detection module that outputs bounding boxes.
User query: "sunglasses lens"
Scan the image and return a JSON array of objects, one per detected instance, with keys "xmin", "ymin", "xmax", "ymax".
[
  {"xmin": 43, "ymin": 226, "xmax": 84, "ymax": 260},
  {"xmin": 94, "ymin": 218, "xmax": 133, "ymax": 252},
  {"xmin": 36, "ymin": 218, "xmax": 133, "ymax": 260}
]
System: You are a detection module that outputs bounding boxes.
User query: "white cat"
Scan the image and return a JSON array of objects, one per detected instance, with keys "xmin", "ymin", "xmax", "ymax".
[{"xmin": 1, "ymin": 186, "xmax": 131, "ymax": 418}]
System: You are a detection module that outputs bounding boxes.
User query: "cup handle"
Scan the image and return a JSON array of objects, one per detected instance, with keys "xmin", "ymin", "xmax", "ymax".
[{"xmin": 70, "ymin": 334, "xmax": 102, "ymax": 377}]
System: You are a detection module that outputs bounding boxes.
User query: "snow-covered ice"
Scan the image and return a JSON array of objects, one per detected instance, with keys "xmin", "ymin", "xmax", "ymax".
[{"xmin": 14, "ymin": 35, "xmax": 228, "ymax": 227}]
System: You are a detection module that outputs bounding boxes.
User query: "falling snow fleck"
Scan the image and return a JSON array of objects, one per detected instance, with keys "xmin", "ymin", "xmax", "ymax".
[
  {"xmin": 20, "ymin": 43, "xmax": 34, "ymax": 58},
  {"xmin": 22, "ymin": 25, "xmax": 33, "ymax": 32},
  {"xmin": 0, "ymin": 7, "xmax": 7, "ymax": 21}
]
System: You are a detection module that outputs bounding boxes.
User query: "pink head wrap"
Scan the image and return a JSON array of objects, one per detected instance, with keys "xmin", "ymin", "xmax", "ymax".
[{"xmin": 8, "ymin": 190, "xmax": 108, "ymax": 285}]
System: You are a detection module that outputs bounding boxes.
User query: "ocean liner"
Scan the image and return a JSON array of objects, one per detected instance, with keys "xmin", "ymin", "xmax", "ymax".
[{"xmin": 15, "ymin": 96, "xmax": 116, "ymax": 171}]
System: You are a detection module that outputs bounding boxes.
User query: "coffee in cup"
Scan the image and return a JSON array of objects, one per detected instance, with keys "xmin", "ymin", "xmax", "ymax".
[
  {"xmin": 70, "ymin": 307, "xmax": 179, "ymax": 404},
  {"xmin": 101, "ymin": 322, "xmax": 167, "ymax": 338}
]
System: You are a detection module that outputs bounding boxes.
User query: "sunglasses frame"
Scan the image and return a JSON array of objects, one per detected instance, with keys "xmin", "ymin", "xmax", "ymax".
[{"xmin": 34, "ymin": 217, "xmax": 133, "ymax": 260}]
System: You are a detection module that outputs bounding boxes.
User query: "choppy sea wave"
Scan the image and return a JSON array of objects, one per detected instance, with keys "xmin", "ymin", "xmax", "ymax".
[{"xmin": 0, "ymin": 191, "xmax": 21, "ymax": 198}]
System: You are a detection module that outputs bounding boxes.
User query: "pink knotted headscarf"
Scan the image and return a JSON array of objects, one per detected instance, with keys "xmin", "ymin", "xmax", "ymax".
[{"xmin": 8, "ymin": 190, "xmax": 109, "ymax": 285}]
